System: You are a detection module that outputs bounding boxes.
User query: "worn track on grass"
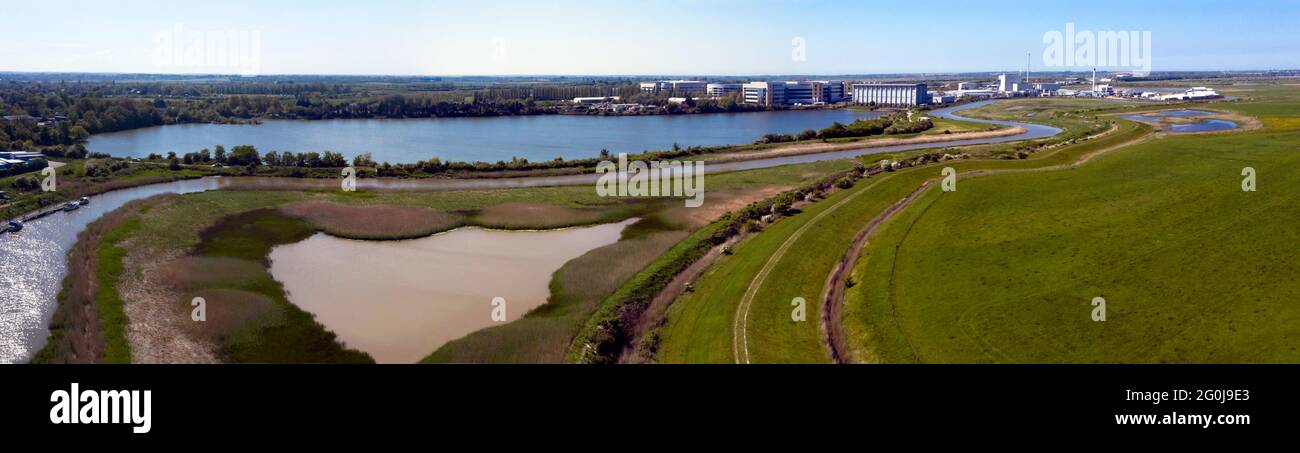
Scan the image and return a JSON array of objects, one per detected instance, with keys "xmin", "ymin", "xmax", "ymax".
[
  {"xmin": 819, "ymin": 181, "xmax": 934, "ymax": 363},
  {"xmin": 818, "ymin": 122, "xmax": 1158, "ymax": 364}
]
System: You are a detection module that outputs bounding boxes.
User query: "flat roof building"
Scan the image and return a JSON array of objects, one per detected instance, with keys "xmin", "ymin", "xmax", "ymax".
[
  {"xmin": 998, "ymin": 73, "xmax": 1023, "ymax": 93},
  {"xmin": 706, "ymin": 83, "xmax": 742, "ymax": 97},
  {"xmin": 0, "ymin": 151, "xmax": 44, "ymax": 161},
  {"xmin": 1033, "ymin": 83, "xmax": 1061, "ymax": 92},
  {"xmin": 742, "ymin": 81, "xmax": 785, "ymax": 107},
  {"xmin": 640, "ymin": 80, "xmax": 708, "ymax": 94},
  {"xmin": 852, "ymin": 83, "xmax": 929, "ymax": 106},
  {"xmin": 742, "ymin": 80, "xmax": 845, "ymax": 106},
  {"xmin": 572, "ymin": 96, "xmax": 620, "ymax": 104}
]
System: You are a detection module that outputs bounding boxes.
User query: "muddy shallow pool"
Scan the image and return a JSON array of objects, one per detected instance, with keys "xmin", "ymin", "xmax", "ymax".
[{"xmin": 268, "ymin": 218, "xmax": 636, "ymax": 363}]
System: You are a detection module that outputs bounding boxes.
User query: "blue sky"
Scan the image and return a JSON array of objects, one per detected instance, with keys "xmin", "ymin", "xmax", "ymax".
[{"xmin": 2, "ymin": 0, "xmax": 1296, "ymax": 75}]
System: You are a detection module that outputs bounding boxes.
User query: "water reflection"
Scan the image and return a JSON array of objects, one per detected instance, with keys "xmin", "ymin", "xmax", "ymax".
[{"xmin": 0, "ymin": 178, "xmax": 222, "ymax": 363}]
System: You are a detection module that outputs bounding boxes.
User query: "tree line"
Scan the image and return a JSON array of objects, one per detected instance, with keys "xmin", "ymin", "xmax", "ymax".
[{"xmin": 757, "ymin": 111, "xmax": 934, "ymax": 144}]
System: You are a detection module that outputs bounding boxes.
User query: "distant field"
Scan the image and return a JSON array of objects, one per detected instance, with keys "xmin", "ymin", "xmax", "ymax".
[{"xmin": 844, "ymin": 85, "xmax": 1300, "ymax": 363}]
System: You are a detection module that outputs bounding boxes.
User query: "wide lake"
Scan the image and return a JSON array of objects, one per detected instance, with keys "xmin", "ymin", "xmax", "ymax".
[{"xmin": 88, "ymin": 110, "xmax": 885, "ymax": 164}]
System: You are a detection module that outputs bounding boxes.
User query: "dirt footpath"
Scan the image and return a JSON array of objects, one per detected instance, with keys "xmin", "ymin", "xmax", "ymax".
[{"xmin": 709, "ymin": 127, "xmax": 1027, "ymax": 164}]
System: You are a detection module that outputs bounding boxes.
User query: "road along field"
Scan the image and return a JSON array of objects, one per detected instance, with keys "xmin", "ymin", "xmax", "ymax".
[
  {"xmin": 656, "ymin": 97, "xmax": 1160, "ymax": 364},
  {"xmin": 843, "ymin": 85, "xmax": 1300, "ymax": 363}
]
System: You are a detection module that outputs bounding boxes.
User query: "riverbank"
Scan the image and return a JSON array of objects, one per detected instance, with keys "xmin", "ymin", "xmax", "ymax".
[
  {"xmin": 42, "ymin": 158, "xmax": 844, "ymax": 363},
  {"xmin": 705, "ymin": 125, "xmax": 1025, "ymax": 164},
  {"xmin": 30, "ymin": 197, "xmax": 163, "ymax": 363}
]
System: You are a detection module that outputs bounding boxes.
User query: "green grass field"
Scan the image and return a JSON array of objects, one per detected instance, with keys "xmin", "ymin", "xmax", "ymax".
[
  {"xmin": 657, "ymin": 97, "xmax": 1154, "ymax": 363},
  {"xmin": 843, "ymin": 87, "xmax": 1300, "ymax": 363}
]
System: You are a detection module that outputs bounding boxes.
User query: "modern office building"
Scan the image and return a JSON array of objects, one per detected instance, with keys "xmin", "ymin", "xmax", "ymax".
[
  {"xmin": 783, "ymin": 82, "xmax": 816, "ymax": 105},
  {"xmin": 706, "ymin": 83, "xmax": 742, "ymax": 97},
  {"xmin": 742, "ymin": 81, "xmax": 785, "ymax": 106},
  {"xmin": 851, "ymin": 83, "xmax": 929, "ymax": 106},
  {"xmin": 639, "ymin": 80, "xmax": 708, "ymax": 94},
  {"xmin": 742, "ymin": 80, "xmax": 845, "ymax": 106},
  {"xmin": 811, "ymin": 80, "xmax": 847, "ymax": 103}
]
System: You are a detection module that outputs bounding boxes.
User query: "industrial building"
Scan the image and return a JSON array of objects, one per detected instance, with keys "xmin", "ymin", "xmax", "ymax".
[
  {"xmin": 852, "ymin": 83, "xmax": 929, "ymax": 106},
  {"xmin": 997, "ymin": 73, "xmax": 1038, "ymax": 93},
  {"xmin": 929, "ymin": 93, "xmax": 956, "ymax": 104},
  {"xmin": 572, "ymin": 96, "xmax": 620, "ymax": 105},
  {"xmin": 1032, "ymin": 82, "xmax": 1061, "ymax": 92},
  {"xmin": 1157, "ymin": 87, "xmax": 1222, "ymax": 101}
]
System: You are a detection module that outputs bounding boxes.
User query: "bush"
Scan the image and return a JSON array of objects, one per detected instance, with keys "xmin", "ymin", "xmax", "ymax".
[
  {"xmin": 757, "ymin": 133, "xmax": 796, "ymax": 144},
  {"xmin": 12, "ymin": 175, "xmax": 40, "ymax": 191}
]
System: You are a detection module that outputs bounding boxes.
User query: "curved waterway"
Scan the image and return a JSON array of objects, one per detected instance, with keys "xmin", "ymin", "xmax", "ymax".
[
  {"xmin": 0, "ymin": 177, "xmax": 223, "ymax": 363},
  {"xmin": 268, "ymin": 219, "xmax": 636, "ymax": 363},
  {"xmin": 0, "ymin": 99, "xmax": 1057, "ymax": 363}
]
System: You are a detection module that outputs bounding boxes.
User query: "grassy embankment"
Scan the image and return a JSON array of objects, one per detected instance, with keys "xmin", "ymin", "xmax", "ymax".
[
  {"xmin": 655, "ymin": 97, "xmax": 1151, "ymax": 363},
  {"xmin": 844, "ymin": 85, "xmax": 1300, "ymax": 363},
  {"xmin": 31, "ymin": 199, "xmax": 162, "ymax": 363},
  {"xmin": 0, "ymin": 159, "xmax": 209, "ymax": 220},
  {"xmin": 420, "ymin": 160, "xmax": 853, "ymax": 363}
]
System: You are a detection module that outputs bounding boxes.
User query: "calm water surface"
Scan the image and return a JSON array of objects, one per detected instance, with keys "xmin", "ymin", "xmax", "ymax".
[
  {"xmin": 89, "ymin": 110, "xmax": 885, "ymax": 164},
  {"xmin": 0, "ymin": 178, "xmax": 222, "ymax": 363},
  {"xmin": 268, "ymin": 219, "xmax": 635, "ymax": 363}
]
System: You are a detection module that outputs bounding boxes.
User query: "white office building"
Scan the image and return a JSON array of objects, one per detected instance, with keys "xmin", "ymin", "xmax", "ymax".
[
  {"xmin": 639, "ymin": 80, "xmax": 708, "ymax": 94},
  {"xmin": 742, "ymin": 80, "xmax": 846, "ymax": 106},
  {"xmin": 852, "ymin": 83, "xmax": 929, "ymax": 106},
  {"xmin": 742, "ymin": 81, "xmax": 785, "ymax": 106}
]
